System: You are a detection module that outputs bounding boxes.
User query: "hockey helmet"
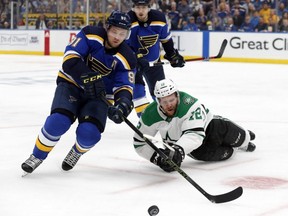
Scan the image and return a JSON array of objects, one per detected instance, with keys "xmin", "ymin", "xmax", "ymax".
[
  {"xmin": 107, "ymin": 10, "xmax": 131, "ymax": 30},
  {"xmin": 154, "ymin": 79, "xmax": 178, "ymax": 98},
  {"xmin": 132, "ymin": 0, "xmax": 150, "ymax": 6}
]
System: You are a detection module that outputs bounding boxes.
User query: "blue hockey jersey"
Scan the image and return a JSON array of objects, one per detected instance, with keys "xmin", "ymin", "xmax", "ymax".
[
  {"xmin": 126, "ymin": 9, "xmax": 176, "ymax": 63},
  {"xmin": 57, "ymin": 26, "xmax": 137, "ymax": 97}
]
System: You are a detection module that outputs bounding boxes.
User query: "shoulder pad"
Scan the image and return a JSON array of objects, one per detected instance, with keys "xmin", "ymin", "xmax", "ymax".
[
  {"xmin": 141, "ymin": 102, "xmax": 163, "ymax": 126},
  {"xmin": 82, "ymin": 26, "xmax": 106, "ymax": 38},
  {"xmin": 148, "ymin": 9, "xmax": 166, "ymax": 22},
  {"xmin": 117, "ymin": 42, "xmax": 137, "ymax": 69}
]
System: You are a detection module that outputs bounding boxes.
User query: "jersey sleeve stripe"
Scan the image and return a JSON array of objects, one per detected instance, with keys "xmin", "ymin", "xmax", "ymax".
[
  {"xmin": 63, "ymin": 53, "xmax": 80, "ymax": 62},
  {"xmin": 57, "ymin": 71, "xmax": 81, "ymax": 87},
  {"xmin": 113, "ymin": 86, "xmax": 133, "ymax": 95},
  {"xmin": 160, "ymin": 34, "xmax": 172, "ymax": 43},
  {"xmin": 115, "ymin": 53, "xmax": 131, "ymax": 70},
  {"xmin": 150, "ymin": 21, "xmax": 166, "ymax": 27},
  {"xmin": 86, "ymin": 34, "xmax": 104, "ymax": 44},
  {"xmin": 131, "ymin": 22, "xmax": 139, "ymax": 28}
]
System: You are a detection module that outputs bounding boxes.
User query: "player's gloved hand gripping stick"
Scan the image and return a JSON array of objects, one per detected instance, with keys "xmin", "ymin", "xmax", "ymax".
[{"xmin": 151, "ymin": 39, "xmax": 228, "ymax": 67}]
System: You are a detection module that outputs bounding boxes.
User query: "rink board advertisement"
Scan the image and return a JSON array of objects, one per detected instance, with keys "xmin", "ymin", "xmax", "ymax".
[
  {"xmin": 0, "ymin": 30, "xmax": 44, "ymax": 55},
  {"xmin": 167, "ymin": 31, "xmax": 203, "ymax": 57},
  {"xmin": 1, "ymin": 30, "xmax": 288, "ymax": 64},
  {"xmin": 210, "ymin": 32, "xmax": 288, "ymax": 63}
]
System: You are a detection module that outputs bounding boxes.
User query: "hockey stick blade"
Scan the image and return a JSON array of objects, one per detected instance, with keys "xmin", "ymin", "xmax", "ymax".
[
  {"xmin": 206, "ymin": 186, "xmax": 243, "ymax": 204},
  {"xmin": 151, "ymin": 39, "xmax": 228, "ymax": 66},
  {"xmin": 209, "ymin": 38, "xmax": 227, "ymax": 60},
  {"xmin": 102, "ymin": 96, "xmax": 242, "ymax": 204}
]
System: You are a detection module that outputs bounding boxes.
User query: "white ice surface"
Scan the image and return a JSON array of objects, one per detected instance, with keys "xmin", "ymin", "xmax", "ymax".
[{"xmin": 0, "ymin": 55, "xmax": 288, "ymax": 216}]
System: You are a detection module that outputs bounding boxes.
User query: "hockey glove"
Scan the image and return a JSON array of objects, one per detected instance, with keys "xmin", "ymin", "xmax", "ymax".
[
  {"xmin": 108, "ymin": 97, "xmax": 134, "ymax": 124},
  {"xmin": 81, "ymin": 71, "xmax": 106, "ymax": 99},
  {"xmin": 164, "ymin": 49, "xmax": 185, "ymax": 68},
  {"xmin": 136, "ymin": 56, "xmax": 150, "ymax": 74},
  {"xmin": 150, "ymin": 144, "xmax": 185, "ymax": 172}
]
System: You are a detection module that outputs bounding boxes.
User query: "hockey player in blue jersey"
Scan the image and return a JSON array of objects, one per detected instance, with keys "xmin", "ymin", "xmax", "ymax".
[
  {"xmin": 126, "ymin": 0, "xmax": 185, "ymax": 117},
  {"xmin": 21, "ymin": 11, "xmax": 137, "ymax": 174}
]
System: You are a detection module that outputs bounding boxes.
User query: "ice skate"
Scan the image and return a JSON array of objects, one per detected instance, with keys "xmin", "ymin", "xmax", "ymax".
[
  {"xmin": 249, "ymin": 130, "xmax": 255, "ymax": 140},
  {"xmin": 245, "ymin": 142, "xmax": 256, "ymax": 152},
  {"xmin": 62, "ymin": 148, "xmax": 82, "ymax": 171},
  {"xmin": 239, "ymin": 130, "xmax": 256, "ymax": 152},
  {"xmin": 21, "ymin": 154, "xmax": 43, "ymax": 175}
]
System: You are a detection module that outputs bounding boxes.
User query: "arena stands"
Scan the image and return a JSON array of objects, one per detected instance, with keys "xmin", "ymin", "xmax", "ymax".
[{"xmin": 0, "ymin": 0, "xmax": 288, "ymax": 32}]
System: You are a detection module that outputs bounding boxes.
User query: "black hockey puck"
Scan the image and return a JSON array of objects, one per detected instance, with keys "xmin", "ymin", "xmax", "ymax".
[{"xmin": 148, "ymin": 205, "xmax": 159, "ymax": 216}]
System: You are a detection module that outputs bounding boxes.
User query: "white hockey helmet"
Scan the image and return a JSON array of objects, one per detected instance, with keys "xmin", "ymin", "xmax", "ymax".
[{"xmin": 154, "ymin": 79, "xmax": 178, "ymax": 99}]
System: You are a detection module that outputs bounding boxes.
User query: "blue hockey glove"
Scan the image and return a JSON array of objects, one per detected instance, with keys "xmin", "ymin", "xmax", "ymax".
[
  {"xmin": 150, "ymin": 145, "xmax": 185, "ymax": 172},
  {"xmin": 81, "ymin": 71, "xmax": 106, "ymax": 99},
  {"xmin": 108, "ymin": 97, "xmax": 134, "ymax": 124},
  {"xmin": 164, "ymin": 49, "xmax": 185, "ymax": 68}
]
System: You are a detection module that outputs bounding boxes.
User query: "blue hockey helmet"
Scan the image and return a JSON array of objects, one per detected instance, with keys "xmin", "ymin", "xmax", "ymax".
[
  {"xmin": 132, "ymin": 0, "xmax": 150, "ymax": 6},
  {"xmin": 107, "ymin": 10, "xmax": 131, "ymax": 30}
]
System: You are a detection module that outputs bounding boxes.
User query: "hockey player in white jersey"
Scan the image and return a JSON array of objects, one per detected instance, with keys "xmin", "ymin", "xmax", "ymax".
[{"xmin": 133, "ymin": 79, "xmax": 256, "ymax": 172}]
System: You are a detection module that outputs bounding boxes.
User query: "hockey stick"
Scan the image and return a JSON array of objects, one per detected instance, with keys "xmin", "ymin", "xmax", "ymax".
[
  {"xmin": 150, "ymin": 39, "xmax": 228, "ymax": 67},
  {"xmin": 102, "ymin": 97, "xmax": 243, "ymax": 203}
]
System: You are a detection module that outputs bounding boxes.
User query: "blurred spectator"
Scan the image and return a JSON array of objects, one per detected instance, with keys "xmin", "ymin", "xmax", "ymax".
[
  {"xmin": 267, "ymin": 17, "xmax": 276, "ymax": 32},
  {"xmin": 259, "ymin": 1, "xmax": 271, "ymax": 24},
  {"xmin": 277, "ymin": 2, "xmax": 286, "ymax": 16},
  {"xmin": 0, "ymin": 13, "xmax": 9, "ymax": 29},
  {"xmin": 190, "ymin": 0, "xmax": 203, "ymax": 19},
  {"xmin": 242, "ymin": 0, "xmax": 256, "ymax": 17},
  {"xmin": 58, "ymin": 21, "xmax": 69, "ymax": 30},
  {"xmin": 265, "ymin": 0, "xmax": 275, "ymax": 8},
  {"xmin": 17, "ymin": 14, "xmax": 25, "ymax": 27},
  {"xmin": 217, "ymin": 2, "xmax": 229, "ymax": 20},
  {"xmin": 250, "ymin": 10, "xmax": 260, "ymax": 29},
  {"xmin": 58, "ymin": 0, "xmax": 70, "ymax": 13},
  {"xmin": 232, "ymin": 8, "xmax": 244, "ymax": 30},
  {"xmin": 278, "ymin": 18, "xmax": 288, "ymax": 32},
  {"xmin": 168, "ymin": 1, "xmax": 181, "ymax": 30},
  {"xmin": 212, "ymin": 17, "xmax": 224, "ymax": 31},
  {"xmin": 268, "ymin": 9, "xmax": 279, "ymax": 26},
  {"xmin": 92, "ymin": 14, "xmax": 104, "ymax": 27},
  {"xmin": 201, "ymin": 0, "xmax": 213, "ymax": 16},
  {"xmin": 217, "ymin": 0, "xmax": 230, "ymax": 13},
  {"xmin": 73, "ymin": 20, "xmax": 82, "ymax": 30},
  {"xmin": 177, "ymin": 0, "xmax": 191, "ymax": 21},
  {"xmin": 255, "ymin": 16, "xmax": 268, "ymax": 32},
  {"xmin": 47, "ymin": 20, "xmax": 57, "ymax": 29},
  {"xmin": 195, "ymin": 7, "xmax": 208, "ymax": 30},
  {"xmin": 120, "ymin": 0, "xmax": 131, "ymax": 12},
  {"xmin": 150, "ymin": 0, "xmax": 159, "ymax": 10},
  {"xmin": 35, "ymin": 13, "xmax": 48, "ymax": 29},
  {"xmin": 224, "ymin": 16, "xmax": 238, "ymax": 31},
  {"xmin": 231, "ymin": 0, "xmax": 246, "ymax": 17},
  {"xmin": 182, "ymin": 16, "xmax": 198, "ymax": 31},
  {"xmin": 3, "ymin": 21, "xmax": 10, "ymax": 28},
  {"xmin": 158, "ymin": 0, "xmax": 171, "ymax": 13},
  {"xmin": 240, "ymin": 14, "xmax": 254, "ymax": 31},
  {"xmin": 48, "ymin": 0, "xmax": 58, "ymax": 13},
  {"xmin": 251, "ymin": 0, "xmax": 262, "ymax": 11},
  {"xmin": 278, "ymin": 11, "xmax": 288, "ymax": 28}
]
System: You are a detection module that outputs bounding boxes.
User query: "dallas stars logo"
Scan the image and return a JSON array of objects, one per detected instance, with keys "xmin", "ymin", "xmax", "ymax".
[{"xmin": 183, "ymin": 96, "xmax": 195, "ymax": 105}]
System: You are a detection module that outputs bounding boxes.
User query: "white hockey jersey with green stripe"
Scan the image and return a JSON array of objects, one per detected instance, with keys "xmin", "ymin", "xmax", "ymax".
[{"xmin": 133, "ymin": 91, "xmax": 213, "ymax": 161}]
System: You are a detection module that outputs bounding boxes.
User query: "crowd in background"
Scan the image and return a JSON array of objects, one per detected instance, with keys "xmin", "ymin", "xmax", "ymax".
[{"xmin": 1, "ymin": 0, "xmax": 288, "ymax": 32}]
